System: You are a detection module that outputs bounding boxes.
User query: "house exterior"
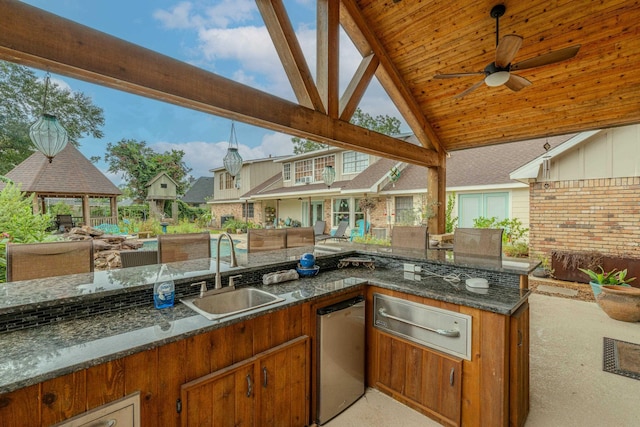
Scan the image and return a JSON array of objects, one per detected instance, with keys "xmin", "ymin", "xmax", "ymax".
[
  {"xmin": 511, "ymin": 123, "xmax": 640, "ymax": 260},
  {"xmin": 208, "ymin": 134, "xmax": 574, "ymax": 239}
]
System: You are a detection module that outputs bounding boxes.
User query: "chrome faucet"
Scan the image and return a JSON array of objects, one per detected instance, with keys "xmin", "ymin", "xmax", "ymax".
[{"xmin": 214, "ymin": 232, "xmax": 238, "ymax": 289}]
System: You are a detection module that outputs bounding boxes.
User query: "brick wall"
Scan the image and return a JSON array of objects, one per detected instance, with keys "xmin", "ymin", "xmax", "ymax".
[
  {"xmin": 210, "ymin": 201, "xmax": 266, "ymax": 228},
  {"xmin": 530, "ymin": 177, "xmax": 640, "ymax": 260}
]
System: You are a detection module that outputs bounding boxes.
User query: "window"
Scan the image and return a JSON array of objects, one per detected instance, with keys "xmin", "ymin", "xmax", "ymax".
[
  {"xmin": 219, "ymin": 172, "xmax": 234, "ymax": 190},
  {"xmin": 160, "ymin": 183, "xmax": 168, "ymax": 189},
  {"xmin": 458, "ymin": 192, "xmax": 509, "ymax": 228},
  {"xmin": 332, "ymin": 198, "xmax": 351, "ymax": 225},
  {"xmin": 395, "ymin": 196, "xmax": 415, "ymax": 224},
  {"xmin": 283, "ymin": 163, "xmax": 291, "ymax": 181},
  {"xmin": 242, "ymin": 203, "xmax": 254, "ymax": 218},
  {"xmin": 343, "ymin": 151, "xmax": 369, "ymax": 174},
  {"xmin": 294, "ymin": 155, "xmax": 335, "ymax": 184}
]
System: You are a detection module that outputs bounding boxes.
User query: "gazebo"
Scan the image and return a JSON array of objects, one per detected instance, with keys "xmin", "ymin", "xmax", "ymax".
[{"xmin": 1, "ymin": 144, "xmax": 121, "ymax": 227}]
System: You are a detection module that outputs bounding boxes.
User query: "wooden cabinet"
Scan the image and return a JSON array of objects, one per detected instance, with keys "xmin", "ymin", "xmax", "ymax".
[
  {"xmin": 367, "ymin": 286, "xmax": 530, "ymax": 427},
  {"xmin": 509, "ymin": 301, "xmax": 530, "ymax": 427},
  {"xmin": 374, "ymin": 330, "xmax": 462, "ymax": 427},
  {"xmin": 180, "ymin": 336, "xmax": 309, "ymax": 427}
]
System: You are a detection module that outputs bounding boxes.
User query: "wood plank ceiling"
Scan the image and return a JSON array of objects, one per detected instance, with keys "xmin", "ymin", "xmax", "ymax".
[
  {"xmin": 1, "ymin": 0, "xmax": 639, "ymax": 160},
  {"xmin": 354, "ymin": 0, "xmax": 640, "ymax": 151}
]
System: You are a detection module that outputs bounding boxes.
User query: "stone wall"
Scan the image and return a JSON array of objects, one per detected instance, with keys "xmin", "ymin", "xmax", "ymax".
[{"xmin": 529, "ymin": 177, "xmax": 640, "ymax": 260}]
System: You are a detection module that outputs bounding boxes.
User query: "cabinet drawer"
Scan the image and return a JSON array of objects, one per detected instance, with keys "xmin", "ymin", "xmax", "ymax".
[{"xmin": 373, "ymin": 293, "xmax": 472, "ymax": 360}]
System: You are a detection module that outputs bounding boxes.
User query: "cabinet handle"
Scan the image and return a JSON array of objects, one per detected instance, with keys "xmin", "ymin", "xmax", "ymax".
[
  {"xmin": 518, "ymin": 330, "xmax": 523, "ymax": 347},
  {"xmin": 246, "ymin": 374, "xmax": 253, "ymax": 398},
  {"xmin": 263, "ymin": 367, "xmax": 268, "ymax": 388},
  {"xmin": 449, "ymin": 368, "xmax": 455, "ymax": 386}
]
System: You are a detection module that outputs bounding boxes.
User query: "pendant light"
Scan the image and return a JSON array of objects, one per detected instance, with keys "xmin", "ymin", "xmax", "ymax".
[
  {"xmin": 29, "ymin": 73, "xmax": 68, "ymax": 163},
  {"xmin": 322, "ymin": 165, "xmax": 335, "ymax": 188},
  {"xmin": 389, "ymin": 166, "xmax": 400, "ymax": 187},
  {"xmin": 542, "ymin": 141, "xmax": 551, "ymax": 180},
  {"xmin": 223, "ymin": 122, "xmax": 243, "ymax": 177}
]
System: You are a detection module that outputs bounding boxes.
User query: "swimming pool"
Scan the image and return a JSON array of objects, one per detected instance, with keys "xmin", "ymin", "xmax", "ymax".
[{"xmin": 142, "ymin": 237, "xmax": 245, "ymax": 257}]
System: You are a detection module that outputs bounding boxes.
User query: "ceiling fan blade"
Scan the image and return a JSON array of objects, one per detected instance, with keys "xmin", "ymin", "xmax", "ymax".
[
  {"xmin": 511, "ymin": 45, "xmax": 581, "ymax": 71},
  {"xmin": 434, "ymin": 72, "xmax": 484, "ymax": 79},
  {"xmin": 495, "ymin": 35, "xmax": 523, "ymax": 68},
  {"xmin": 454, "ymin": 80, "xmax": 484, "ymax": 99},
  {"xmin": 504, "ymin": 74, "xmax": 532, "ymax": 91}
]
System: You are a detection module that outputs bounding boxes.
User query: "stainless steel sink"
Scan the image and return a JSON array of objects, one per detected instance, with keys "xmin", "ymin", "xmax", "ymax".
[{"xmin": 181, "ymin": 287, "xmax": 285, "ymax": 320}]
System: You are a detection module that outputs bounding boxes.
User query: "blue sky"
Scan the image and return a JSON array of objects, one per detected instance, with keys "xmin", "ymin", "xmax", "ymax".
[{"xmin": 21, "ymin": 1, "xmax": 406, "ymax": 184}]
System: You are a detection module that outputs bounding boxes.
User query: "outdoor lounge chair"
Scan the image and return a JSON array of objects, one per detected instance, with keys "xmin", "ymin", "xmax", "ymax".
[
  {"xmin": 453, "ymin": 227, "xmax": 503, "ymax": 258},
  {"xmin": 316, "ymin": 221, "xmax": 349, "ymax": 242},
  {"xmin": 120, "ymin": 250, "xmax": 158, "ymax": 268},
  {"xmin": 391, "ymin": 226, "xmax": 428, "ymax": 250},
  {"xmin": 6, "ymin": 240, "xmax": 94, "ymax": 282},
  {"xmin": 158, "ymin": 232, "xmax": 211, "ymax": 263},
  {"xmin": 313, "ymin": 220, "xmax": 327, "ymax": 237},
  {"xmin": 350, "ymin": 219, "xmax": 370, "ymax": 240},
  {"xmin": 248, "ymin": 229, "xmax": 286, "ymax": 252}
]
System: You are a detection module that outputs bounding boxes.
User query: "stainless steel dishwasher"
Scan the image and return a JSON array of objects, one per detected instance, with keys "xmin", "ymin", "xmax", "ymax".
[{"xmin": 316, "ymin": 295, "xmax": 365, "ymax": 425}]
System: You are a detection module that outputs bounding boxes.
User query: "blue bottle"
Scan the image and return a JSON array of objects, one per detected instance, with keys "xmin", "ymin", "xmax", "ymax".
[{"xmin": 154, "ymin": 264, "xmax": 175, "ymax": 309}]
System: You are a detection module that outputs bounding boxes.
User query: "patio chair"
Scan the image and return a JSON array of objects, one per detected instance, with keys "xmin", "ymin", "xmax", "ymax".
[
  {"xmin": 120, "ymin": 250, "xmax": 158, "ymax": 268},
  {"xmin": 391, "ymin": 226, "xmax": 428, "ymax": 250},
  {"xmin": 158, "ymin": 232, "xmax": 211, "ymax": 263},
  {"xmin": 248, "ymin": 229, "xmax": 287, "ymax": 252},
  {"xmin": 316, "ymin": 221, "xmax": 349, "ymax": 242},
  {"xmin": 453, "ymin": 228, "xmax": 503, "ymax": 258},
  {"xmin": 6, "ymin": 240, "xmax": 94, "ymax": 282},
  {"xmin": 313, "ymin": 220, "xmax": 327, "ymax": 237},
  {"xmin": 56, "ymin": 214, "xmax": 75, "ymax": 231},
  {"xmin": 350, "ymin": 219, "xmax": 370, "ymax": 240},
  {"xmin": 286, "ymin": 227, "xmax": 315, "ymax": 248}
]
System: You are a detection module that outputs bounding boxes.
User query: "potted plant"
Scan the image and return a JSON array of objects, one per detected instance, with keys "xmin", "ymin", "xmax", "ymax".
[{"xmin": 578, "ymin": 266, "xmax": 635, "ymax": 297}]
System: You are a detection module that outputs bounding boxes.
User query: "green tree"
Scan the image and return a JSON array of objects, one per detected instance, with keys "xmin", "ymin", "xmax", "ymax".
[
  {"xmin": 0, "ymin": 180, "xmax": 54, "ymax": 282},
  {"xmin": 290, "ymin": 107, "xmax": 402, "ymax": 154},
  {"xmin": 0, "ymin": 61, "xmax": 105, "ymax": 174},
  {"xmin": 103, "ymin": 139, "xmax": 192, "ymax": 202}
]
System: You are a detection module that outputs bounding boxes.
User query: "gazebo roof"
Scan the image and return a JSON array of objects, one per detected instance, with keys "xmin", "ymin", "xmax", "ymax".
[{"xmin": 2, "ymin": 144, "xmax": 121, "ymax": 197}]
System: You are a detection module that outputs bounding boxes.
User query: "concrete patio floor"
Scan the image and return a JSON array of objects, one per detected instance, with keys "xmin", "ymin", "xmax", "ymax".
[{"xmin": 327, "ymin": 292, "xmax": 640, "ymax": 427}]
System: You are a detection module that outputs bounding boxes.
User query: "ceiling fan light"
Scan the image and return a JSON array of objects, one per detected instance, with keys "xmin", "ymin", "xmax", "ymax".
[{"xmin": 485, "ymin": 71, "xmax": 510, "ymax": 87}]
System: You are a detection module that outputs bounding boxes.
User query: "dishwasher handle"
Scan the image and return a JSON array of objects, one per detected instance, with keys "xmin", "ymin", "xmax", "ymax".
[
  {"xmin": 317, "ymin": 295, "xmax": 364, "ymax": 315},
  {"xmin": 378, "ymin": 308, "xmax": 460, "ymax": 338}
]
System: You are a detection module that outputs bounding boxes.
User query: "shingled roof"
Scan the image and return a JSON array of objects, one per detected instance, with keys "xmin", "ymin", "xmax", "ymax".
[
  {"xmin": 182, "ymin": 176, "xmax": 214, "ymax": 204},
  {"xmin": 1, "ymin": 144, "xmax": 121, "ymax": 196}
]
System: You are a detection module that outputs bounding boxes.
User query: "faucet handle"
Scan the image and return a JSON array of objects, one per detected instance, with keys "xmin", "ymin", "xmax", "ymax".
[
  {"xmin": 228, "ymin": 275, "xmax": 242, "ymax": 288},
  {"xmin": 192, "ymin": 281, "xmax": 208, "ymax": 298}
]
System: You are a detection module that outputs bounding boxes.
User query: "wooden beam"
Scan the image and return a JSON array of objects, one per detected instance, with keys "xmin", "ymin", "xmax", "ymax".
[
  {"xmin": 256, "ymin": 0, "xmax": 325, "ymax": 113},
  {"xmin": 317, "ymin": 0, "xmax": 340, "ymax": 118},
  {"xmin": 339, "ymin": 53, "xmax": 379, "ymax": 121},
  {"xmin": 0, "ymin": 0, "xmax": 438, "ymax": 167},
  {"xmin": 340, "ymin": 0, "xmax": 444, "ymax": 156}
]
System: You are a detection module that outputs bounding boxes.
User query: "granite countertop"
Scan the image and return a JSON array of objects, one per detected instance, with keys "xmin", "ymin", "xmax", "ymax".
[{"xmin": 0, "ymin": 266, "xmax": 529, "ymax": 394}]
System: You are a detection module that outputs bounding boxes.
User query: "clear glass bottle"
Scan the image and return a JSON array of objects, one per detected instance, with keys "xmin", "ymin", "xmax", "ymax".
[{"xmin": 154, "ymin": 264, "xmax": 175, "ymax": 309}]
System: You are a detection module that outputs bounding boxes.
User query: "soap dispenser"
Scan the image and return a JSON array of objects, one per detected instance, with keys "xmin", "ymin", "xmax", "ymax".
[{"xmin": 154, "ymin": 264, "xmax": 175, "ymax": 309}]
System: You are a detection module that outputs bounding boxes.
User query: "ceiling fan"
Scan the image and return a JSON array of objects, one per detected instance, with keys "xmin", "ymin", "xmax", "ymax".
[{"xmin": 434, "ymin": 4, "xmax": 581, "ymax": 99}]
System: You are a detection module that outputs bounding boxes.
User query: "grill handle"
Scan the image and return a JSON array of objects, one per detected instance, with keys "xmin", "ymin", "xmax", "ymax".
[{"xmin": 378, "ymin": 308, "xmax": 460, "ymax": 338}]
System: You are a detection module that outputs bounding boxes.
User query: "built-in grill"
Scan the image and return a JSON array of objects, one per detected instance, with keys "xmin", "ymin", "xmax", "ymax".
[{"xmin": 373, "ymin": 293, "xmax": 472, "ymax": 360}]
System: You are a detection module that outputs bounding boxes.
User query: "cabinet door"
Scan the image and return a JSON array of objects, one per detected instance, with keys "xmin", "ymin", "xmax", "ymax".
[
  {"xmin": 375, "ymin": 331, "xmax": 462, "ymax": 426},
  {"xmin": 181, "ymin": 361, "xmax": 255, "ymax": 427},
  {"xmin": 509, "ymin": 302, "xmax": 530, "ymax": 427},
  {"xmin": 258, "ymin": 336, "xmax": 309, "ymax": 426}
]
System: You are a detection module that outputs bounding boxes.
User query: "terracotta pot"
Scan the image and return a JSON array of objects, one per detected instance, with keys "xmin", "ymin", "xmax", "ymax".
[{"xmin": 596, "ymin": 285, "xmax": 640, "ymax": 322}]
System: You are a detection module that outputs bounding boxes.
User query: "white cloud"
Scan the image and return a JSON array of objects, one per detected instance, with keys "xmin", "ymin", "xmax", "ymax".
[{"xmin": 154, "ymin": 0, "xmax": 256, "ymax": 30}]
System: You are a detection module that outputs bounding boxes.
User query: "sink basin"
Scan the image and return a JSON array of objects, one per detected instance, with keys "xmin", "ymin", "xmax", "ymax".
[{"xmin": 181, "ymin": 287, "xmax": 285, "ymax": 320}]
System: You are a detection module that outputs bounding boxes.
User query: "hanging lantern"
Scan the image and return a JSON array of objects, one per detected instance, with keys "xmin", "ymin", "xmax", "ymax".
[
  {"xmin": 29, "ymin": 74, "xmax": 68, "ymax": 163},
  {"xmin": 223, "ymin": 122, "xmax": 243, "ymax": 177},
  {"xmin": 322, "ymin": 165, "xmax": 336, "ymax": 188},
  {"xmin": 542, "ymin": 141, "xmax": 551, "ymax": 180}
]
